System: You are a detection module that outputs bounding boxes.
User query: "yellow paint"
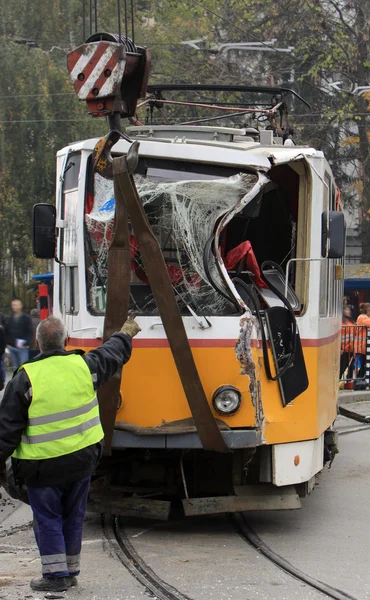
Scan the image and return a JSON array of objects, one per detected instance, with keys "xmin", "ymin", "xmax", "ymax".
[{"xmin": 68, "ymin": 334, "xmax": 339, "ymax": 446}]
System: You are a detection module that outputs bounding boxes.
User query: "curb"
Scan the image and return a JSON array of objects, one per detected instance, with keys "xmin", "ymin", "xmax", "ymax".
[{"xmin": 338, "ymin": 390, "xmax": 370, "ymax": 405}]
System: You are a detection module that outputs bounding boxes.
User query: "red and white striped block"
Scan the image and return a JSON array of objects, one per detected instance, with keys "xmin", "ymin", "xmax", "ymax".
[{"xmin": 67, "ymin": 41, "xmax": 126, "ymax": 101}]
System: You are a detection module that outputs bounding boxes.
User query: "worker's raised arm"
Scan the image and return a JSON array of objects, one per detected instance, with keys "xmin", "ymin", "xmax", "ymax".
[{"xmin": 83, "ymin": 318, "xmax": 141, "ymax": 389}]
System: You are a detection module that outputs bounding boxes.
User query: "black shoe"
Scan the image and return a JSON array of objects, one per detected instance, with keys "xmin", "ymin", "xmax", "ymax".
[
  {"xmin": 66, "ymin": 575, "xmax": 78, "ymax": 587},
  {"xmin": 30, "ymin": 576, "xmax": 67, "ymax": 592}
]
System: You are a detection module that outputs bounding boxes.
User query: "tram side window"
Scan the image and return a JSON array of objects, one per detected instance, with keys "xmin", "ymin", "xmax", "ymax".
[
  {"xmin": 59, "ymin": 152, "xmax": 80, "ymax": 315},
  {"xmin": 319, "ymin": 261, "xmax": 328, "ymax": 317},
  {"xmin": 320, "ymin": 174, "xmax": 339, "ymax": 318},
  {"xmin": 60, "ymin": 266, "xmax": 79, "ymax": 315}
]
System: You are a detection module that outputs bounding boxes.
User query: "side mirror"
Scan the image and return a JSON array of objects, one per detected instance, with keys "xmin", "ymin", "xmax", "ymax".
[
  {"xmin": 321, "ymin": 211, "xmax": 345, "ymax": 259},
  {"xmin": 33, "ymin": 204, "xmax": 57, "ymax": 259}
]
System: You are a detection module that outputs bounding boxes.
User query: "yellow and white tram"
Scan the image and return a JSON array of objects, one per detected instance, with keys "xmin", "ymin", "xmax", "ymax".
[{"xmin": 34, "ymin": 123, "xmax": 345, "ymax": 517}]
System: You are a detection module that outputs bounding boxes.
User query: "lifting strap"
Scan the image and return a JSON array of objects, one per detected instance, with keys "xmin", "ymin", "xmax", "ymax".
[
  {"xmin": 97, "ymin": 161, "xmax": 131, "ymax": 455},
  {"xmin": 112, "ymin": 143, "xmax": 230, "ymax": 453}
]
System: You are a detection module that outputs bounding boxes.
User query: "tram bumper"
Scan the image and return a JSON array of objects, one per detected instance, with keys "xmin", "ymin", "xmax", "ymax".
[{"xmin": 111, "ymin": 427, "xmax": 262, "ymax": 449}]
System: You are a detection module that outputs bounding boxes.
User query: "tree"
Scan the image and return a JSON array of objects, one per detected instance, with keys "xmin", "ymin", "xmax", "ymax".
[
  {"xmin": 200, "ymin": 0, "xmax": 370, "ymax": 256},
  {"xmin": 0, "ymin": 36, "xmax": 105, "ymax": 309},
  {"xmin": 0, "ymin": 0, "xmax": 369, "ymax": 312}
]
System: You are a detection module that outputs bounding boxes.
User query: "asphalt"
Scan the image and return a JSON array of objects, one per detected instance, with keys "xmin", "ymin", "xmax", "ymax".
[
  {"xmin": 120, "ymin": 406, "xmax": 370, "ymax": 600},
  {"xmin": 1, "ymin": 401, "xmax": 370, "ymax": 599},
  {"xmin": 338, "ymin": 389, "xmax": 370, "ymax": 405},
  {"xmin": 1, "ymin": 391, "xmax": 370, "ymax": 599}
]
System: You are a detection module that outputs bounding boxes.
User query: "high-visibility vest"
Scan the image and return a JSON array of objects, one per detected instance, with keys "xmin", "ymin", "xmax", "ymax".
[
  {"xmin": 354, "ymin": 325, "xmax": 367, "ymax": 355},
  {"xmin": 12, "ymin": 354, "xmax": 104, "ymax": 461},
  {"xmin": 355, "ymin": 314, "xmax": 370, "ymax": 355},
  {"xmin": 341, "ymin": 323, "xmax": 355, "ymax": 353}
]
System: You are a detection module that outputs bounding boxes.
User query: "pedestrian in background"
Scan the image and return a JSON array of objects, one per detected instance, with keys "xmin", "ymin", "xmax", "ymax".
[
  {"xmin": 6, "ymin": 299, "xmax": 33, "ymax": 369},
  {"xmin": 340, "ymin": 306, "xmax": 355, "ymax": 379},
  {"xmin": 0, "ymin": 315, "xmax": 140, "ymax": 593},
  {"xmin": 355, "ymin": 302, "xmax": 370, "ymax": 379},
  {"xmin": 29, "ymin": 308, "xmax": 41, "ymax": 360}
]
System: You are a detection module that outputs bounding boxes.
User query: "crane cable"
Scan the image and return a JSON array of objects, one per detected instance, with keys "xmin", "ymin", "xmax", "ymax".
[{"xmin": 82, "ymin": 0, "xmax": 135, "ymax": 42}]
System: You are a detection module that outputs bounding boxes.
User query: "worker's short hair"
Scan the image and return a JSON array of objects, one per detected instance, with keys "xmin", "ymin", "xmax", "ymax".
[{"xmin": 36, "ymin": 317, "xmax": 67, "ymax": 352}]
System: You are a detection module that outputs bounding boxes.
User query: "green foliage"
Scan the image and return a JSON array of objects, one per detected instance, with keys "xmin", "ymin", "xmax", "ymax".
[
  {"xmin": 0, "ymin": 0, "xmax": 369, "ymax": 308},
  {"xmin": 0, "ymin": 34, "xmax": 104, "ymax": 309}
]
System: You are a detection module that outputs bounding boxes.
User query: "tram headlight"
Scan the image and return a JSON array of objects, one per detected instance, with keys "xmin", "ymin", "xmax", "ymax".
[{"xmin": 212, "ymin": 386, "xmax": 242, "ymax": 415}]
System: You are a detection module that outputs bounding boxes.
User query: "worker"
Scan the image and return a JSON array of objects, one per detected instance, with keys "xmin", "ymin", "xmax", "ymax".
[
  {"xmin": 355, "ymin": 303, "xmax": 370, "ymax": 379},
  {"xmin": 0, "ymin": 315, "xmax": 140, "ymax": 593},
  {"xmin": 340, "ymin": 306, "xmax": 355, "ymax": 379}
]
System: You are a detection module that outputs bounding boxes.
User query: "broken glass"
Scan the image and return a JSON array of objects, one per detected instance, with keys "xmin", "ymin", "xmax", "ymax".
[{"xmin": 85, "ymin": 166, "xmax": 257, "ymax": 316}]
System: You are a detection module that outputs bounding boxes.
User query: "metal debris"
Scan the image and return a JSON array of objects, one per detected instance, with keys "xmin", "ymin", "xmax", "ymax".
[{"xmin": 235, "ymin": 316, "xmax": 255, "ymax": 376}]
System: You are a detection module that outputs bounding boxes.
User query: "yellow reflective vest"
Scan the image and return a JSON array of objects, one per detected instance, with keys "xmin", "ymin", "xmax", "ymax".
[{"xmin": 12, "ymin": 354, "xmax": 104, "ymax": 461}]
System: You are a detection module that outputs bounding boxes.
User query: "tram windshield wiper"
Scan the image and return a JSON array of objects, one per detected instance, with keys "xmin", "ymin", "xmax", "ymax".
[{"xmin": 172, "ymin": 286, "xmax": 212, "ymax": 329}]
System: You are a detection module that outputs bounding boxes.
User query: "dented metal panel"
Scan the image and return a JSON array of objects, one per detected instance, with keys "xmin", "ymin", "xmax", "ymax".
[{"xmin": 210, "ymin": 171, "xmax": 270, "ymax": 437}]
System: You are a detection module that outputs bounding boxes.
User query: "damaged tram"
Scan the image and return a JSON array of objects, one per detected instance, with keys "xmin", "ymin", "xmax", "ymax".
[{"xmin": 34, "ymin": 121, "xmax": 345, "ymax": 518}]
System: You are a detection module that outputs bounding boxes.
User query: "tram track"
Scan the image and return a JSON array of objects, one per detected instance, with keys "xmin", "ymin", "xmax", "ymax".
[
  {"xmin": 232, "ymin": 512, "xmax": 358, "ymax": 600},
  {"xmin": 100, "ymin": 409, "xmax": 365, "ymax": 600},
  {"xmin": 102, "ymin": 514, "xmax": 194, "ymax": 600},
  {"xmin": 102, "ymin": 509, "xmax": 361, "ymax": 600}
]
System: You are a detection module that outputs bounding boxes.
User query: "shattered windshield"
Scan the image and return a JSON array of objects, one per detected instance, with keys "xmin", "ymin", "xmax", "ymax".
[{"xmin": 84, "ymin": 158, "xmax": 257, "ymax": 316}]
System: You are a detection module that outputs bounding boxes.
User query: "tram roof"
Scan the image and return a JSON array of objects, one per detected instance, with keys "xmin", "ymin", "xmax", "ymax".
[{"xmin": 60, "ymin": 127, "xmax": 324, "ymax": 171}]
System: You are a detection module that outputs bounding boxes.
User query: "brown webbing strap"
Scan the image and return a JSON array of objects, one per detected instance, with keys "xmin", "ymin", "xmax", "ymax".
[
  {"xmin": 97, "ymin": 170, "xmax": 131, "ymax": 455},
  {"xmin": 112, "ymin": 144, "xmax": 230, "ymax": 453}
]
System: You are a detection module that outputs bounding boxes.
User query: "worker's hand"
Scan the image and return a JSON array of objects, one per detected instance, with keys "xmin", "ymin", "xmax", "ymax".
[{"xmin": 121, "ymin": 317, "xmax": 141, "ymax": 338}]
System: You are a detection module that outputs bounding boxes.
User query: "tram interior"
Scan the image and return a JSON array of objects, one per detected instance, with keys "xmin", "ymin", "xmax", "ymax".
[{"xmin": 85, "ymin": 161, "xmax": 303, "ymax": 316}]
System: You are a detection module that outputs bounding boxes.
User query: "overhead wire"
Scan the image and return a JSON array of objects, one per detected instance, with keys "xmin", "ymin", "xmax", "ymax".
[
  {"xmin": 82, "ymin": 0, "xmax": 86, "ymax": 41},
  {"xmin": 0, "ymin": 92, "xmax": 75, "ymax": 98},
  {"xmin": 2, "ymin": 0, "xmax": 366, "ymax": 130},
  {"xmin": 117, "ymin": 0, "xmax": 121, "ymax": 41},
  {"xmin": 124, "ymin": 0, "xmax": 128, "ymax": 40},
  {"xmin": 3, "ymin": 36, "xmax": 221, "ymax": 47},
  {"xmin": 190, "ymin": 0, "xmax": 296, "ymax": 62},
  {"xmin": 131, "ymin": 0, "xmax": 135, "ymax": 43},
  {"xmin": 0, "ymin": 118, "xmax": 94, "ymax": 124},
  {"xmin": 0, "ymin": 117, "xmax": 365, "ymax": 126},
  {"xmin": 89, "ymin": 0, "xmax": 93, "ymax": 36}
]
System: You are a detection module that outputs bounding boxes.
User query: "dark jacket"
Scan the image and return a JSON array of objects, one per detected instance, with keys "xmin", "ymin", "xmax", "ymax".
[
  {"xmin": 0, "ymin": 324, "xmax": 5, "ymax": 356},
  {"xmin": 0, "ymin": 332, "xmax": 132, "ymax": 486},
  {"xmin": 6, "ymin": 313, "xmax": 33, "ymax": 348}
]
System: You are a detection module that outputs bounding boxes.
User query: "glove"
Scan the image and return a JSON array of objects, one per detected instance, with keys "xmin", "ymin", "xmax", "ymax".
[{"xmin": 121, "ymin": 317, "xmax": 141, "ymax": 338}]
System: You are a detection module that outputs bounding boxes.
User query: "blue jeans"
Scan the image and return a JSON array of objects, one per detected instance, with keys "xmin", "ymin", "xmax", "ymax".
[
  {"xmin": 8, "ymin": 346, "xmax": 29, "ymax": 370},
  {"xmin": 27, "ymin": 477, "xmax": 91, "ymax": 579}
]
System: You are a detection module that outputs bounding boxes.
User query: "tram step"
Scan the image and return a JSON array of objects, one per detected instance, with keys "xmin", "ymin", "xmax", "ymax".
[
  {"xmin": 182, "ymin": 486, "xmax": 301, "ymax": 516},
  {"xmin": 88, "ymin": 493, "xmax": 171, "ymax": 520}
]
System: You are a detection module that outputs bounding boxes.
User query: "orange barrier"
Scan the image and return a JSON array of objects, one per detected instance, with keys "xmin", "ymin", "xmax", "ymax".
[{"xmin": 340, "ymin": 324, "xmax": 368, "ymax": 384}]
